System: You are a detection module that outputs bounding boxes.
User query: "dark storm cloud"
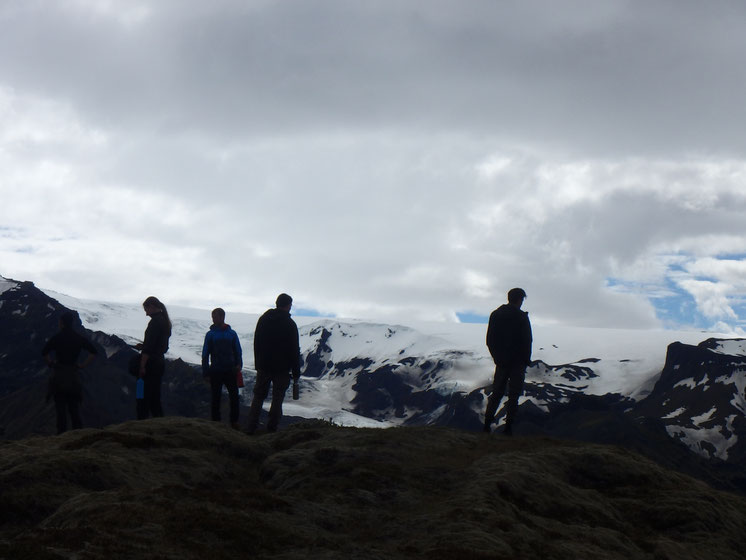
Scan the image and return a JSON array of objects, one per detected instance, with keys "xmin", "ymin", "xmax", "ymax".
[{"xmin": 1, "ymin": 1, "xmax": 745, "ymax": 155}]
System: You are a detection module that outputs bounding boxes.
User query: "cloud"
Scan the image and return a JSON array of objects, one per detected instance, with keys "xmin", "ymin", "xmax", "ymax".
[
  {"xmin": 685, "ymin": 258, "xmax": 746, "ymax": 286},
  {"xmin": 3, "ymin": 1, "xmax": 746, "ymax": 155},
  {"xmin": 1, "ymin": 2, "xmax": 745, "ymax": 330},
  {"xmin": 675, "ymin": 279, "xmax": 737, "ymax": 320},
  {"xmin": 670, "ymin": 257, "xmax": 746, "ymax": 329}
]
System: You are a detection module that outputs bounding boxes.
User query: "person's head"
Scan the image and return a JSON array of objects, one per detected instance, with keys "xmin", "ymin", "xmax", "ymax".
[
  {"xmin": 211, "ymin": 307, "xmax": 226, "ymax": 326},
  {"xmin": 142, "ymin": 296, "xmax": 172, "ymax": 330},
  {"xmin": 59, "ymin": 311, "xmax": 75, "ymax": 330},
  {"xmin": 275, "ymin": 293, "xmax": 293, "ymax": 311},
  {"xmin": 142, "ymin": 296, "xmax": 164, "ymax": 316},
  {"xmin": 507, "ymin": 287, "xmax": 527, "ymax": 308}
]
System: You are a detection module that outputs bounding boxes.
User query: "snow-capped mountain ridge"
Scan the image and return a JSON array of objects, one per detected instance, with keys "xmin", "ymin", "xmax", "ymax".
[
  {"xmin": 39, "ymin": 288, "xmax": 717, "ymax": 395},
  {"xmin": 3, "ymin": 275, "xmax": 744, "ymax": 466},
  {"xmin": 31, "ymin": 280, "xmax": 734, "ymax": 401},
  {"xmin": 3, "ymin": 274, "xmax": 745, "ymax": 495}
]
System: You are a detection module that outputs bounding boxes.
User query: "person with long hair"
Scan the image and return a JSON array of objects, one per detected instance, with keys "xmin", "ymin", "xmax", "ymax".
[{"xmin": 136, "ymin": 296, "xmax": 172, "ymax": 419}]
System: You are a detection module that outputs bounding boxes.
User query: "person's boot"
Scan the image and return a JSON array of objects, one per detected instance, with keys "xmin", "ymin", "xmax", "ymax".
[
  {"xmin": 483, "ymin": 420, "xmax": 492, "ymax": 433},
  {"xmin": 503, "ymin": 422, "xmax": 513, "ymax": 436}
]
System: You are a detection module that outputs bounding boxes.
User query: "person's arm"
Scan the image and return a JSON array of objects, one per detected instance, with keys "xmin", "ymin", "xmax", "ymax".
[
  {"xmin": 78, "ymin": 336, "xmax": 99, "ymax": 369},
  {"xmin": 253, "ymin": 317, "xmax": 264, "ymax": 372},
  {"xmin": 42, "ymin": 338, "xmax": 55, "ymax": 368},
  {"xmin": 140, "ymin": 318, "xmax": 153, "ymax": 378},
  {"xmin": 291, "ymin": 321, "xmax": 301, "ymax": 380},
  {"xmin": 522, "ymin": 314, "xmax": 533, "ymax": 365},
  {"xmin": 486, "ymin": 312, "xmax": 499, "ymax": 364},
  {"xmin": 202, "ymin": 332, "xmax": 211, "ymax": 377},
  {"xmin": 233, "ymin": 330, "xmax": 243, "ymax": 372},
  {"xmin": 79, "ymin": 352, "xmax": 96, "ymax": 369}
]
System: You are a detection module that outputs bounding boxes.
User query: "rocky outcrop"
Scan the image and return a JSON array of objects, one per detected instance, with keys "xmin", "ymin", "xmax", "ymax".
[{"xmin": 634, "ymin": 339, "xmax": 746, "ymax": 466}]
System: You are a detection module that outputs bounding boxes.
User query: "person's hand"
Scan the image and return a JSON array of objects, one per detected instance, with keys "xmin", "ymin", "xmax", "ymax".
[{"xmin": 139, "ymin": 365, "xmax": 146, "ymax": 378}]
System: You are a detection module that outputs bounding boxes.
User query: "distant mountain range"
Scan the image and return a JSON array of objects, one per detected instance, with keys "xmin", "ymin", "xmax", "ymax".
[{"xmin": 1, "ymin": 275, "xmax": 744, "ymax": 492}]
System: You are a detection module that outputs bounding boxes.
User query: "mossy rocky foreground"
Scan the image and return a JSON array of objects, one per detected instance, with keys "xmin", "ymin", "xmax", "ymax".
[{"xmin": 1, "ymin": 418, "xmax": 745, "ymax": 559}]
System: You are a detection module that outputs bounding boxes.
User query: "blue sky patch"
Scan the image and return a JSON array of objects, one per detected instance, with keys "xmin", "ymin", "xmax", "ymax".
[
  {"xmin": 295, "ymin": 307, "xmax": 331, "ymax": 318},
  {"xmin": 456, "ymin": 311, "xmax": 489, "ymax": 324}
]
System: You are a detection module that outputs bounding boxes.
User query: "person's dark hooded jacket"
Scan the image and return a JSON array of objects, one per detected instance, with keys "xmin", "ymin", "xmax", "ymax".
[
  {"xmin": 486, "ymin": 304, "xmax": 532, "ymax": 367},
  {"xmin": 42, "ymin": 325, "xmax": 98, "ymax": 397},
  {"xmin": 42, "ymin": 327, "xmax": 98, "ymax": 368},
  {"xmin": 253, "ymin": 308, "xmax": 301, "ymax": 378}
]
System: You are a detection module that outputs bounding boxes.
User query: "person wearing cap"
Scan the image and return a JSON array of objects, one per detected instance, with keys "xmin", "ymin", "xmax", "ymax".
[
  {"xmin": 484, "ymin": 287, "xmax": 533, "ymax": 436},
  {"xmin": 41, "ymin": 311, "xmax": 99, "ymax": 434},
  {"xmin": 246, "ymin": 293, "xmax": 302, "ymax": 433}
]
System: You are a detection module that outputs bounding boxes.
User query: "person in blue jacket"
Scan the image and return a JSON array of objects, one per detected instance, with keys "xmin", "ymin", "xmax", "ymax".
[{"xmin": 202, "ymin": 307, "xmax": 243, "ymax": 428}]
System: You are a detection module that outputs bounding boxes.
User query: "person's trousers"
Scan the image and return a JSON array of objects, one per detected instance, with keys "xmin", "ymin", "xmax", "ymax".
[
  {"xmin": 246, "ymin": 370, "xmax": 291, "ymax": 433},
  {"xmin": 54, "ymin": 392, "xmax": 82, "ymax": 434},
  {"xmin": 209, "ymin": 369, "xmax": 239, "ymax": 423},
  {"xmin": 484, "ymin": 363, "xmax": 526, "ymax": 428},
  {"xmin": 137, "ymin": 356, "xmax": 165, "ymax": 419},
  {"xmin": 50, "ymin": 365, "xmax": 82, "ymax": 435}
]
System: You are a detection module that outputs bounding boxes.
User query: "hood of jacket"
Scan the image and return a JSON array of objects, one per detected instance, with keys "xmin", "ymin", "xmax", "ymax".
[
  {"xmin": 493, "ymin": 304, "xmax": 528, "ymax": 320},
  {"xmin": 261, "ymin": 308, "xmax": 291, "ymax": 322}
]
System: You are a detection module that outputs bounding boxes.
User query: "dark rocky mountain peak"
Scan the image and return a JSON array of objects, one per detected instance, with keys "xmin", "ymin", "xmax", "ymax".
[{"xmin": 0, "ymin": 279, "xmax": 211, "ymax": 438}]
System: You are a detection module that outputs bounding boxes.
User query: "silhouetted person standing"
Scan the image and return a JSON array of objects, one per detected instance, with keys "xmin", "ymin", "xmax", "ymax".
[
  {"xmin": 202, "ymin": 307, "xmax": 243, "ymax": 429},
  {"xmin": 247, "ymin": 293, "xmax": 301, "ymax": 434},
  {"xmin": 42, "ymin": 312, "xmax": 98, "ymax": 434},
  {"xmin": 136, "ymin": 296, "xmax": 171, "ymax": 419},
  {"xmin": 484, "ymin": 287, "xmax": 532, "ymax": 436}
]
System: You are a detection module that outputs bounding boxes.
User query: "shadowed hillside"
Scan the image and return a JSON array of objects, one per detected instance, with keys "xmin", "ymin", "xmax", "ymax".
[{"xmin": 2, "ymin": 419, "xmax": 746, "ymax": 559}]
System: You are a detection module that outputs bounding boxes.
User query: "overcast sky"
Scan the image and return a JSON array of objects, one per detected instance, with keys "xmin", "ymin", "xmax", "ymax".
[{"xmin": 1, "ymin": 0, "xmax": 745, "ymax": 331}]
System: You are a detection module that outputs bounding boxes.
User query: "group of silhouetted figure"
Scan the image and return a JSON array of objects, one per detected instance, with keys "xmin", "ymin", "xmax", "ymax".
[
  {"xmin": 43, "ymin": 288, "xmax": 532, "ymax": 437},
  {"xmin": 43, "ymin": 293, "xmax": 302, "ymax": 435}
]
